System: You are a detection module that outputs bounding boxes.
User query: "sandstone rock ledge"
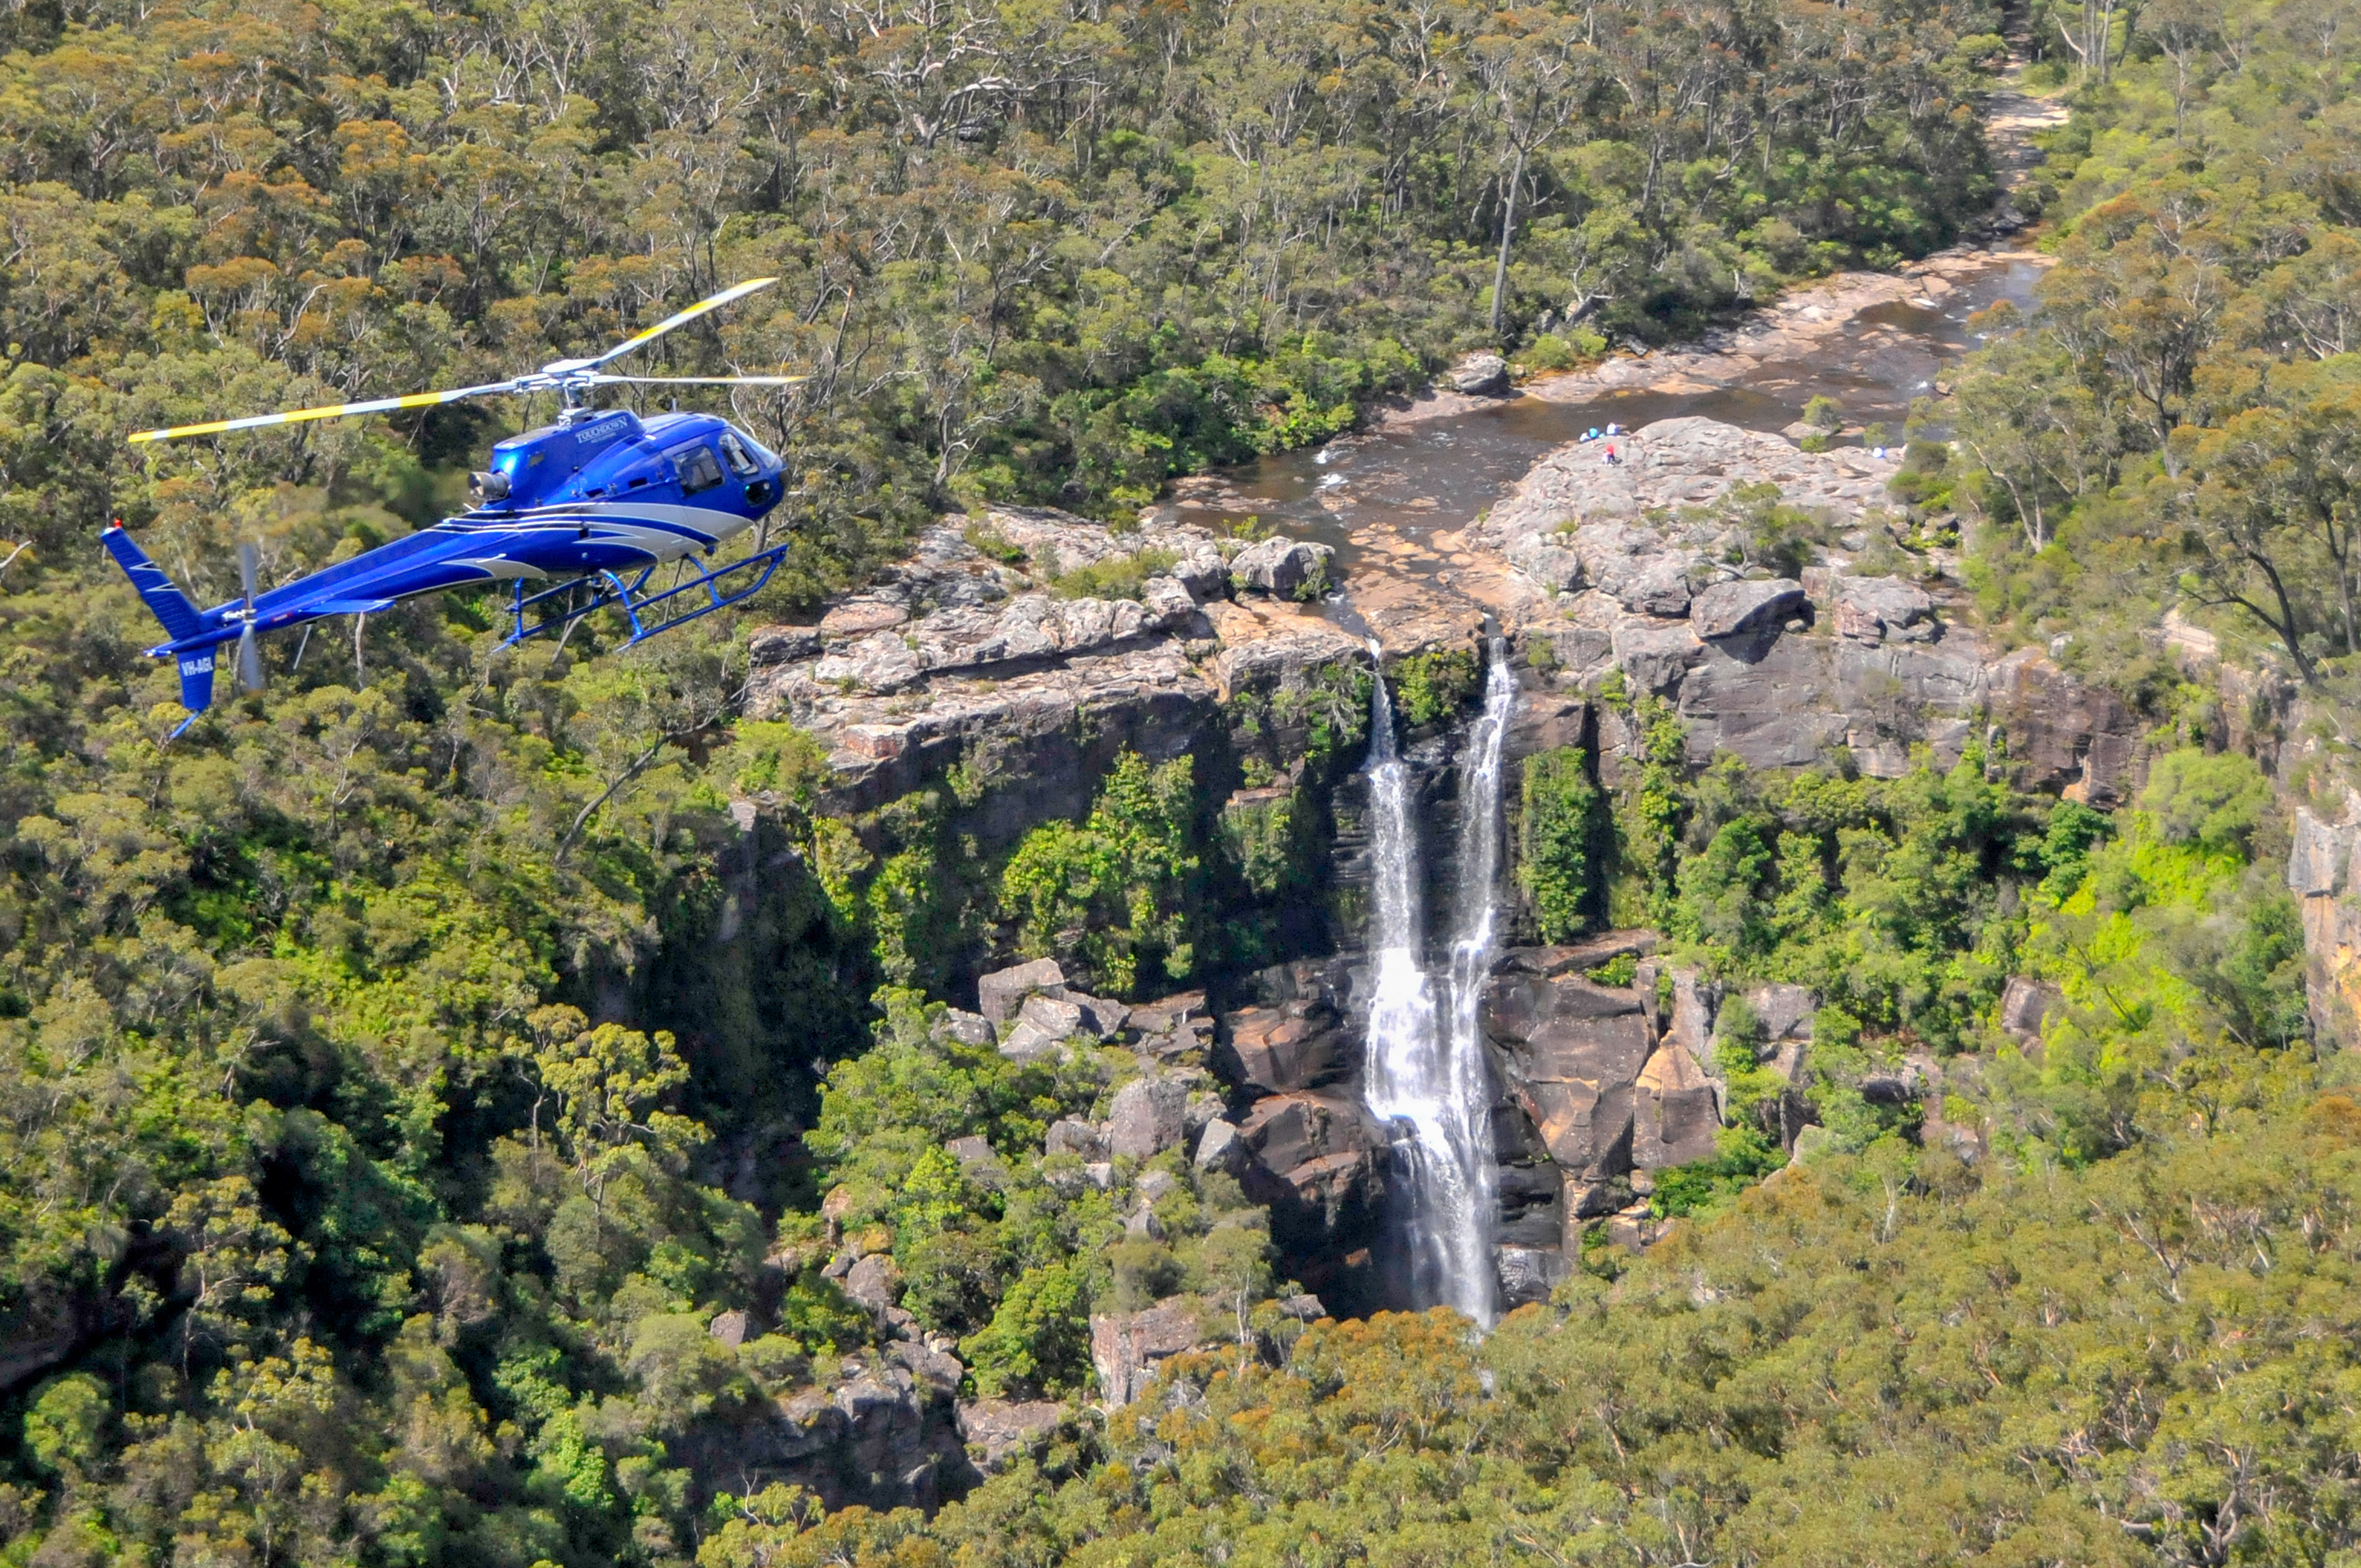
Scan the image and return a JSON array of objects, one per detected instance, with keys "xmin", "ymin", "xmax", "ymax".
[
  {"xmin": 747, "ymin": 506, "xmax": 1370, "ymax": 825},
  {"xmin": 1474, "ymin": 416, "xmax": 2147, "ymax": 799}
]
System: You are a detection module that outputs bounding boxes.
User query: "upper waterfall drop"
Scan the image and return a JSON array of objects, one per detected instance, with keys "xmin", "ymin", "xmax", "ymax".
[{"xmin": 1359, "ymin": 638, "xmax": 1517, "ymax": 1325}]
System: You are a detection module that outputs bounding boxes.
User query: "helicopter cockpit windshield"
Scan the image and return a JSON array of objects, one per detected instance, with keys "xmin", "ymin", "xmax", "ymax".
[{"xmin": 717, "ymin": 430, "xmax": 761, "ymax": 478}]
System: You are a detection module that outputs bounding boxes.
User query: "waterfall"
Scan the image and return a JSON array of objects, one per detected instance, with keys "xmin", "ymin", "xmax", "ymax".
[{"xmin": 1361, "ymin": 638, "xmax": 1516, "ymax": 1325}]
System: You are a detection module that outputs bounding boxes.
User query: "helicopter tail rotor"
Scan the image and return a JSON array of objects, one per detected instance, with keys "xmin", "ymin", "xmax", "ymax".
[{"xmin": 235, "ymin": 541, "xmax": 265, "ymax": 693}]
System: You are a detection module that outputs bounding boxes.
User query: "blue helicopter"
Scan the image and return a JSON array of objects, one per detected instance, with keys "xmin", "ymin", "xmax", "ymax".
[{"xmin": 108, "ymin": 277, "xmax": 804, "ymax": 736}]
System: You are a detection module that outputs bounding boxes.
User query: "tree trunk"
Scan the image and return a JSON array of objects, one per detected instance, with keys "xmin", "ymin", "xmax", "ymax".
[{"xmin": 1489, "ymin": 143, "xmax": 1528, "ymax": 340}]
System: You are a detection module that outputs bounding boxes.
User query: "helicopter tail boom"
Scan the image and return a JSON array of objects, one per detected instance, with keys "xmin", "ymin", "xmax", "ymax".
[
  {"xmin": 102, "ymin": 521, "xmax": 204, "ymax": 640},
  {"xmin": 101, "ymin": 524, "xmax": 218, "ymax": 734}
]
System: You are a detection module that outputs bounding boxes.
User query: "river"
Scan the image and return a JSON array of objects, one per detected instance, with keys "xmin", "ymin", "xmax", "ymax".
[{"xmin": 1182, "ymin": 247, "xmax": 2047, "ymax": 585}]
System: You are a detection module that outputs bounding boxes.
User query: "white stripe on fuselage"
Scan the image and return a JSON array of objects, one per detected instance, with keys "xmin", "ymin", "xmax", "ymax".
[
  {"xmin": 450, "ymin": 500, "xmax": 752, "ymax": 539},
  {"xmin": 447, "ymin": 557, "xmax": 552, "ymax": 580}
]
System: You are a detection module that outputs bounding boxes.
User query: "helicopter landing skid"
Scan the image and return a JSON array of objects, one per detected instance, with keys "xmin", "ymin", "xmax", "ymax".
[{"xmin": 499, "ymin": 541, "xmax": 793, "ymax": 650}]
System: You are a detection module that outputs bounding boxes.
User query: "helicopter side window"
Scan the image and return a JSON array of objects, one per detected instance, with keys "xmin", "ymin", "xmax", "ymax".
[
  {"xmin": 674, "ymin": 444, "xmax": 725, "ymax": 496},
  {"xmin": 717, "ymin": 431, "xmax": 762, "ymax": 479}
]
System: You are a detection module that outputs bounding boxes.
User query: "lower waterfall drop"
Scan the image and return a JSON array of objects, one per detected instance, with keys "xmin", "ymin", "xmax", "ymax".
[{"xmin": 1361, "ymin": 638, "xmax": 1517, "ymax": 1325}]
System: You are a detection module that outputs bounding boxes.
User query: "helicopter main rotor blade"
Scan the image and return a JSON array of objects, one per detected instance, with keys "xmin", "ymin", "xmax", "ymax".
[
  {"xmin": 128, "ymin": 379, "xmax": 524, "ymax": 444},
  {"xmin": 580, "ymin": 373, "xmax": 807, "ymax": 387},
  {"xmin": 580, "ymin": 278, "xmax": 780, "ymax": 370}
]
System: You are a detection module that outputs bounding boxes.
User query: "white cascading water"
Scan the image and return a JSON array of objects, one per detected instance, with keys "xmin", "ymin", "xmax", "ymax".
[{"xmin": 1360, "ymin": 638, "xmax": 1517, "ymax": 1325}]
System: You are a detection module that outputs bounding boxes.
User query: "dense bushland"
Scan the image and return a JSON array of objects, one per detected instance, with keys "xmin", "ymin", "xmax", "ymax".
[{"xmin": 8, "ymin": 0, "xmax": 2359, "ymax": 1559}]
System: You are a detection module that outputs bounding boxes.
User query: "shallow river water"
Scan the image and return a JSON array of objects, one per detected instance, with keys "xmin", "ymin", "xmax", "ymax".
[{"xmin": 1192, "ymin": 251, "xmax": 2047, "ymax": 578}]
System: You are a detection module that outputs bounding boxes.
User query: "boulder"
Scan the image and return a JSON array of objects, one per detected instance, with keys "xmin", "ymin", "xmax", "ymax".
[
  {"xmin": 887, "ymin": 1339, "xmax": 965, "ymax": 1395},
  {"xmin": 956, "ymin": 1398, "xmax": 1065, "ymax": 1473},
  {"xmin": 1990, "ymin": 648, "xmax": 2146, "ymax": 805},
  {"xmin": 932, "ymin": 1008, "xmax": 996, "ymax": 1048},
  {"xmin": 709, "ymin": 1309, "xmax": 749, "ymax": 1348},
  {"xmin": 1043, "ymin": 1117, "xmax": 1105, "ymax": 1158},
  {"xmin": 1091, "ymin": 1298, "xmax": 1209, "ymax": 1404},
  {"xmin": 1449, "ymin": 352, "xmax": 1511, "ymax": 395},
  {"xmin": 1236, "ymin": 1091, "xmax": 1375, "ymax": 1175},
  {"xmin": 1498, "ymin": 1245, "xmax": 1569, "ymax": 1306},
  {"xmin": 1276, "ymin": 1292, "xmax": 1328, "ymax": 1321},
  {"xmin": 1505, "ymin": 533, "xmax": 1585, "ymax": 592},
  {"xmin": 1745, "ymin": 983, "xmax": 1816, "ymax": 1044},
  {"xmin": 1018, "ymin": 993, "xmax": 1086, "ymax": 1040},
  {"xmin": 1491, "ymin": 930, "xmax": 1657, "ymax": 977},
  {"xmin": 1234, "ymin": 1091, "xmax": 1388, "ymax": 1254},
  {"xmin": 748, "ymin": 624, "xmax": 823, "ymax": 665},
  {"xmin": 1560, "ymin": 1169, "xmax": 1628, "ymax": 1231},
  {"xmin": 844, "ymin": 1254, "xmax": 905, "ymax": 1314},
  {"xmin": 1832, "ymin": 576, "xmax": 1936, "ymax": 645},
  {"xmin": 945, "ymin": 1135, "xmax": 1007, "ymax": 1186},
  {"xmin": 978, "ymin": 958, "xmax": 1067, "ymax": 1024},
  {"xmin": 1999, "ymin": 976, "xmax": 2060, "ymax": 1043},
  {"xmin": 828, "ymin": 1366, "xmax": 934, "ymax": 1482},
  {"xmin": 1691, "ymin": 578, "xmax": 1806, "ymax": 639},
  {"xmin": 1169, "ymin": 548, "xmax": 1232, "ymax": 603},
  {"xmin": 1632, "ymin": 1043, "xmax": 1721, "ymax": 1168},
  {"xmin": 1217, "ymin": 1005, "xmax": 1343, "ymax": 1093},
  {"xmin": 819, "ymin": 598, "xmax": 910, "ymax": 640},
  {"xmin": 1141, "ymin": 574, "xmax": 1198, "ymax": 623},
  {"xmin": 814, "ymin": 591, "xmax": 1199, "ymax": 694},
  {"xmin": 1482, "ymin": 966, "xmax": 1653, "ymax": 1175},
  {"xmin": 1606, "ymin": 559, "xmax": 1696, "ymax": 618},
  {"xmin": 1068, "ymin": 992, "xmax": 1131, "ymax": 1039},
  {"xmin": 1611, "ymin": 618, "xmax": 1702, "ymax": 693},
  {"xmin": 1108, "ymin": 1075, "xmax": 1190, "ymax": 1158},
  {"xmin": 1128, "ymin": 990, "xmax": 1209, "ymax": 1037},
  {"xmin": 715, "ymin": 1359, "xmax": 966, "ymax": 1513},
  {"xmin": 996, "ymin": 1017, "xmax": 1065, "ymax": 1064},
  {"xmin": 1605, "ymin": 1205, "xmax": 1673, "ymax": 1253},
  {"xmin": 1194, "ymin": 1118, "xmax": 1242, "ymax": 1171},
  {"xmin": 1231, "ymin": 536, "xmax": 1336, "ymax": 600}
]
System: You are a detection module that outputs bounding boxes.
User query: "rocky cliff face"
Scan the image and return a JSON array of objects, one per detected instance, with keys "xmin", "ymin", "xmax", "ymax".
[
  {"xmin": 747, "ymin": 507, "xmax": 1366, "ymax": 838},
  {"xmin": 739, "ymin": 369, "xmax": 2172, "ymax": 1342},
  {"xmin": 1470, "ymin": 416, "xmax": 2147, "ymax": 799}
]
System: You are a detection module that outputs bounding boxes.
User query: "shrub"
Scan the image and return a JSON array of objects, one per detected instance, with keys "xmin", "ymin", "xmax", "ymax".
[
  {"xmin": 1585, "ymin": 951, "xmax": 1639, "ymax": 987},
  {"xmin": 1049, "ymin": 547, "xmax": 1179, "ymax": 601},
  {"xmin": 2139, "ymin": 748, "xmax": 2273, "ymax": 858},
  {"xmin": 1390, "ymin": 649, "xmax": 1479, "ymax": 727},
  {"xmin": 1222, "ymin": 787, "xmax": 1311, "ymax": 898},
  {"xmin": 999, "ymin": 749, "xmax": 1202, "ymax": 995},
  {"xmin": 961, "ymin": 1261, "xmax": 1091, "ymax": 1398},
  {"xmin": 1518, "ymin": 747, "xmax": 1597, "ymax": 941},
  {"xmin": 963, "ymin": 521, "xmax": 1027, "ymax": 563},
  {"xmin": 1649, "ymin": 1124, "xmax": 1785, "ymax": 1218}
]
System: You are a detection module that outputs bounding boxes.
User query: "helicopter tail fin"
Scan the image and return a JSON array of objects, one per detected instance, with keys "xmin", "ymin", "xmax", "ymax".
[
  {"xmin": 102, "ymin": 522, "xmax": 216, "ymax": 731},
  {"xmin": 102, "ymin": 521, "xmax": 204, "ymax": 641}
]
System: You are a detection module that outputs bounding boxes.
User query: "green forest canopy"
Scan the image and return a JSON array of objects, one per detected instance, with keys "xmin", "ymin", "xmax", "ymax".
[{"xmin": 7, "ymin": 0, "xmax": 2361, "ymax": 1561}]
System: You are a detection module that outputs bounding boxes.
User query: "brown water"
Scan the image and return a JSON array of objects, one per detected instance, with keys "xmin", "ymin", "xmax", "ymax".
[{"xmin": 1186, "ymin": 253, "xmax": 2046, "ymax": 581}]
